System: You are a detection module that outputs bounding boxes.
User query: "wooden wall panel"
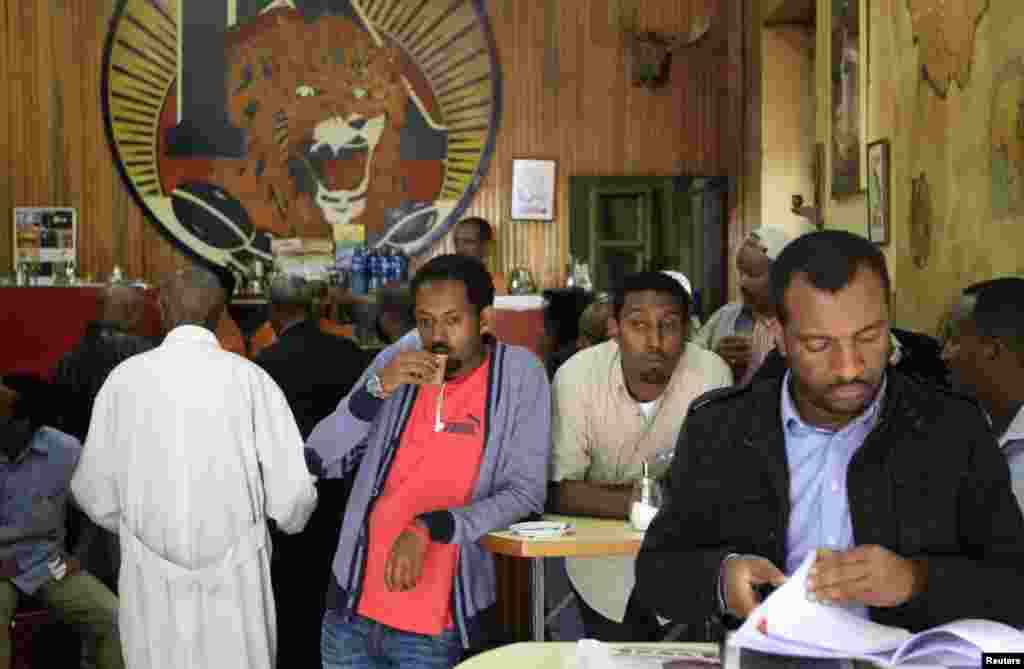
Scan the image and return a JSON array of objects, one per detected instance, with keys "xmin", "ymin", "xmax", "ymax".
[
  {"xmin": 0, "ymin": 0, "xmax": 736, "ymax": 289},
  {"xmin": 450, "ymin": 0, "xmax": 735, "ymax": 289},
  {"xmin": 0, "ymin": 0, "xmax": 190, "ymax": 284}
]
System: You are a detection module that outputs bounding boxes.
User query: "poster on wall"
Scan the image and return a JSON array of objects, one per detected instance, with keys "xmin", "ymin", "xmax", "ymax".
[
  {"xmin": 101, "ymin": 0, "xmax": 501, "ymax": 283},
  {"xmin": 511, "ymin": 159, "xmax": 556, "ymax": 221},
  {"xmin": 991, "ymin": 54, "xmax": 1024, "ymax": 226},
  {"xmin": 831, "ymin": 0, "xmax": 861, "ymax": 197},
  {"xmin": 867, "ymin": 139, "xmax": 890, "ymax": 244},
  {"xmin": 13, "ymin": 207, "xmax": 77, "ymax": 282}
]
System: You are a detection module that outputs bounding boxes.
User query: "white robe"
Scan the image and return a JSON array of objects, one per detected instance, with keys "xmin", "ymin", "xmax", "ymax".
[{"xmin": 71, "ymin": 325, "xmax": 317, "ymax": 669}]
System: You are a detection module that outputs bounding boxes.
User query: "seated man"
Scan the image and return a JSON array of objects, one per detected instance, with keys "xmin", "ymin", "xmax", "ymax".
[
  {"xmin": 575, "ymin": 296, "xmax": 613, "ymax": 351},
  {"xmin": 550, "ymin": 272, "xmax": 732, "ymax": 641},
  {"xmin": 636, "ymin": 231, "xmax": 1024, "ymax": 634},
  {"xmin": 693, "ymin": 226, "xmax": 797, "ymax": 384},
  {"xmin": 547, "ymin": 295, "xmax": 614, "ymax": 378},
  {"xmin": 942, "ymin": 277, "xmax": 1024, "ymax": 510},
  {"xmin": 307, "ymin": 255, "xmax": 550, "ymax": 668},
  {"xmin": 253, "ymin": 275, "xmax": 371, "ymax": 669},
  {"xmin": 0, "ymin": 376, "xmax": 122, "ymax": 669},
  {"xmin": 543, "ymin": 288, "xmax": 595, "ymax": 379}
]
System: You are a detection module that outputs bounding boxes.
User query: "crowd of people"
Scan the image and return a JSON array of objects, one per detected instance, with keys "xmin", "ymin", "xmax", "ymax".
[{"xmin": 1, "ymin": 216, "xmax": 1023, "ymax": 669}]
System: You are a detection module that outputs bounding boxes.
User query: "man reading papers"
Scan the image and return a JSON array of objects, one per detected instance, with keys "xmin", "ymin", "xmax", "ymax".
[{"xmin": 635, "ymin": 231, "xmax": 1024, "ymax": 634}]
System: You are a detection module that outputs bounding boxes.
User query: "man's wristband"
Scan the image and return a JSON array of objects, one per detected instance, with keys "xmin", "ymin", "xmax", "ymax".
[{"xmin": 366, "ymin": 372, "xmax": 392, "ymax": 400}]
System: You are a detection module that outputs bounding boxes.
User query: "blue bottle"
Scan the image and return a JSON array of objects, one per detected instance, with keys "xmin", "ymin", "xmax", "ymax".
[
  {"xmin": 368, "ymin": 249, "xmax": 381, "ymax": 292},
  {"xmin": 351, "ymin": 247, "xmax": 367, "ymax": 295},
  {"xmin": 396, "ymin": 252, "xmax": 408, "ymax": 282},
  {"xmin": 385, "ymin": 249, "xmax": 399, "ymax": 284}
]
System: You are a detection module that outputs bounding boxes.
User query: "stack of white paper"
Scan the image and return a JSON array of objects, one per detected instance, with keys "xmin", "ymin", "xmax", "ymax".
[{"xmin": 729, "ymin": 552, "xmax": 1024, "ymax": 666}]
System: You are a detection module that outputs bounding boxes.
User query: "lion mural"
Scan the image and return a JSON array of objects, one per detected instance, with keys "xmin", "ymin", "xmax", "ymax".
[{"xmin": 211, "ymin": 9, "xmax": 413, "ymax": 242}]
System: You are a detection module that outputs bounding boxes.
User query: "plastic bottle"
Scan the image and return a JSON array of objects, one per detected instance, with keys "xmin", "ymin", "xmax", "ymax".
[
  {"xmin": 396, "ymin": 252, "xmax": 409, "ymax": 282},
  {"xmin": 351, "ymin": 247, "xmax": 367, "ymax": 295}
]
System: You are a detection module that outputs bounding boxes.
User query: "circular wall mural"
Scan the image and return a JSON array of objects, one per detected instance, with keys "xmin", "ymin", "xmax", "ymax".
[{"xmin": 102, "ymin": 0, "xmax": 501, "ymax": 278}]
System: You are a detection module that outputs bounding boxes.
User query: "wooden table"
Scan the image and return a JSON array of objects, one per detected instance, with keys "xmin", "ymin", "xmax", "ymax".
[
  {"xmin": 482, "ymin": 515, "xmax": 644, "ymax": 642},
  {"xmin": 455, "ymin": 641, "xmax": 720, "ymax": 669}
]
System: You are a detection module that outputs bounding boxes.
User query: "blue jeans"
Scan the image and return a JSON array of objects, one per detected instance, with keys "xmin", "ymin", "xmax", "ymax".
[{"xmin": 321, "ymin": 610, "xmax": 463, "ymax": 669}]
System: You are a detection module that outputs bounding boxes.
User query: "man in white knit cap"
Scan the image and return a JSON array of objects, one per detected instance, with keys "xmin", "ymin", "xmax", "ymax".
[{"xmin": 692, "ymin": 226, "xmax": 798, "ymax": 384}]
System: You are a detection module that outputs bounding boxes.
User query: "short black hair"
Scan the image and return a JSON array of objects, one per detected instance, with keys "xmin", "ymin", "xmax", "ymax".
[
  {"xmin": 411, "ymin": 254, "xmax": 495, "ymax": 314},
  {"xmin": 376, "ymin": 283, "xmax": 416, "ymax": 340},
  {"xmin": 970, "ymin": 277, "xmax": 1024, "ymax": 357},
  {"xmin": 770, "ymin": 230, "xmax": 890, "ymax": 323},
  {"xmin": 543, "ymin": 287, "xmax": 593, "ymax": 350},
  {"xmin": 457, "ymin": 217, "xmax": 493, "ymax": 243},
  {"xmin": 613, "ymin": 272, "xmax": 691, "ymax": 321},
  {"xmin": 2, "ymin": 374, "xmax": 52, "ymax": 431}
]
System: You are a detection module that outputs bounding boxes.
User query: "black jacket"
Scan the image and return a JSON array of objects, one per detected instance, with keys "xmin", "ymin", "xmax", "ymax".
[
  {"xmin": 254, "ymin": 320, "xmax": 369, "ymax": 665},
  {"xmin": 635, "ymin": 371, "xmax": 1024, "ymax": 632},
  {"xmin": 53, "ymin": 321, "xmax": 154, "ymax": 442},
  {"xmin": 253, "ymin": 320, "xmax": 371, "ymax": 439}
]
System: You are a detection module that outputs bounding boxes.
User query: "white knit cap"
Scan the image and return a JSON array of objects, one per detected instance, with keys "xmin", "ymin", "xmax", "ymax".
[
  {"xmin": 748, "ymin": 225, "xmax": 796, "ymax": 261},
  {"xmin": 661, "ymin": 271, "xmax": 692, "ymax": 297}
]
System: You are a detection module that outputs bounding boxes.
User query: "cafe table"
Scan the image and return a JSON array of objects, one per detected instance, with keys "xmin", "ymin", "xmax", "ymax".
[
  {"xmin": 481, "ymin": 514, "xmax": 644, "ymax": 642},
  {"xmin": 455, "ymin": 641, "xmax": 721, "ymax": 669}
]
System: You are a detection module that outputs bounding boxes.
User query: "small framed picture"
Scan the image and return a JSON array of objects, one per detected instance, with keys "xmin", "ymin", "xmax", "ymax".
[
  {"xmin": 511, "ymin": 159, "xmax": 556, "ymax": 221},
  {"xmin": 13, "ymin": 207, "xmax": 77, "ymax": 281},
  {"xmin": 867, "ymin": 139, "xmax": 890, "ymax": 244},
  {"xmin": 814, "ymin": 142, "xmax": 826, "ymax": 210}
]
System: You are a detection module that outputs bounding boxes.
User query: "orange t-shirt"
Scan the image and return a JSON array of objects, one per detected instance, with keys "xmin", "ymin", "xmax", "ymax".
[{"xmin": 357, "ymin": 355, "xmax": 490, "ymax": 635}]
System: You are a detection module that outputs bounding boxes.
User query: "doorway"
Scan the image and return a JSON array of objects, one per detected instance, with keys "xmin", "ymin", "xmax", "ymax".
[{"xmin": 568, "ymin": 175, "xmax": 730, "ymax": 319}]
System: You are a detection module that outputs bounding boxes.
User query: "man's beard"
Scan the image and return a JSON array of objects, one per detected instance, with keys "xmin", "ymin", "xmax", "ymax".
[{"xmin": 639, "ymin": 369, "xmax": 671, "ymax": 385}]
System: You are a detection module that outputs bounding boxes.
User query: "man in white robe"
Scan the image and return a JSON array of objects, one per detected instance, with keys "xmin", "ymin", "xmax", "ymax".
[{"xmin": 71, "ymin": 266, "xmax": 317, "ymax": 669}]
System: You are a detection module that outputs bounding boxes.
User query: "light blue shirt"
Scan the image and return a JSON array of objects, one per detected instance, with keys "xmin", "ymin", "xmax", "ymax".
[
  {"xmin": 0, "ymin": 426, "xmax": 81, "ymax": 594},
  {"xmin": 999, "ymin": 406, "xmax": 1024, "ymax": 513},
  {"xmin": 781, "ymin": 372, "xmax": 887, "ymax": 576}
]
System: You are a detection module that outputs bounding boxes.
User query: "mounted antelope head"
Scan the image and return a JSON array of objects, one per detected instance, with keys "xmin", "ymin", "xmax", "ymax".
[{"xmin": 623, "ymin": 13, "xmax": 713, "ymax": 89}]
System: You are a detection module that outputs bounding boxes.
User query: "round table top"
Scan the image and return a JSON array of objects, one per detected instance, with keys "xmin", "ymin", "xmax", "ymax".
[
  {"xmin": 455, "ymin": 642, "xmax": 721, "ymax": 669},
  {"xmin": 456, "ymin": 642, "xmax": 567, "ymax": 668}
]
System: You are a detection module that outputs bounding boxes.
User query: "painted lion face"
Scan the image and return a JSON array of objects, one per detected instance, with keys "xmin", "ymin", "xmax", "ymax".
[{"xmin": 215, "ymin": 10, "xmax": 409, "ymax": 240}]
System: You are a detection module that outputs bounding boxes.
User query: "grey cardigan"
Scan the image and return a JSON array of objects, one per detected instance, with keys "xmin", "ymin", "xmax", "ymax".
[{"xmin": 306, "ymin": 334, "xmax": 551, "ymax": 648}]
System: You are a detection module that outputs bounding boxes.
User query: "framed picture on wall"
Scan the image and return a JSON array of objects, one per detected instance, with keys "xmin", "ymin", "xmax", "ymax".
[
  {"xmin": 13, "ymin": 207, "xmax": 77, "ymax": 282},
  {"xmin": 831, "ymin": 0, "xmax": 862, "ymax": 198},
  {"xmin": 814, "ymin": 142, "xmax": 826, "ymax": 210},
  {"xmin": 511, "ymin": 159, "xmax": 556, "ymax": 221},
  {"xmin": 867, "ymin": 139, "xmax": 890, "ymax": 244}
]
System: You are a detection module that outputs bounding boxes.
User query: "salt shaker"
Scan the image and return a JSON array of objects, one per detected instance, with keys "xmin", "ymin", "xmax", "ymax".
[{"xmin": 629, "ymin": 461, "xmax": 663, "ymax": 532}]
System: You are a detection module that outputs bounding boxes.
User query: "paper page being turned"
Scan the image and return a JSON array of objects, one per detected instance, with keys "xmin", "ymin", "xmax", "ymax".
[{"xmin": 730, "ymin": 551, "xmax": 912, "ymax": 658}]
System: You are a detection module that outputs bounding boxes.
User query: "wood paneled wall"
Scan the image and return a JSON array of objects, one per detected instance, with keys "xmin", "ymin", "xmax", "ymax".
[
  {"xmin": 0, "ymin": 0, "xmax": 192, "ymax": 283},
  {"xmin": 0, "ymin": 0, "xmax": 743, "ymax": 289}
]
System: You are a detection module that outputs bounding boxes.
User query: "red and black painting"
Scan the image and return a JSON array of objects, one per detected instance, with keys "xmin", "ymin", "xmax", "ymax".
[{"xmin": 102, "ymin": 0, "xmax": 501, "ymax": 278}]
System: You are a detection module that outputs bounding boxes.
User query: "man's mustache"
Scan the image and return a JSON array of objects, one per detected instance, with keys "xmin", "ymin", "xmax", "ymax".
[{"xmin": 829, "ymin": 379, "xmax": 870, "ymax": 392}]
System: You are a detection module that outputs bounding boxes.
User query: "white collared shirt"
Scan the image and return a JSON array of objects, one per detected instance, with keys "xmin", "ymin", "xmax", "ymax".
[{"xmin": 551, "ymin": 339, "xmax": 733, "ymax": 622}]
